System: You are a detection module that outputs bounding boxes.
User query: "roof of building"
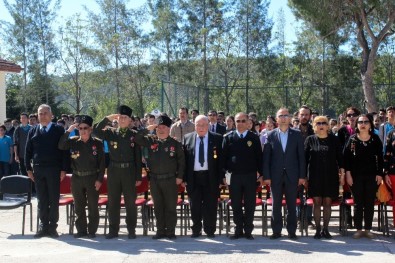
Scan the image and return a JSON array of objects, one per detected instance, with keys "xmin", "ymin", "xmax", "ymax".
[{"xmin": 0, "ymin": 58, "xmax": 22, "ymax": 73}]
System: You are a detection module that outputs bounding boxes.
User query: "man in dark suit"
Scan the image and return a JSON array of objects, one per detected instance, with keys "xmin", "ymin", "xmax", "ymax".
[
  {"xmin": 263, "ymin": 108, "xmax": 306, "ymax": 240},
  {"xmin": 25, "ymin": 104, "xmax": 69, "ymax": 238},
  {"xmin": 208, "ymin": 110, "xmax": 226, "ymax": 135},
  {"xmin": 183, "ymin": 115, "xmax": 223, "ymax": 238},
  {"xmin": 223, "ymin": 112, "xmax": 263, "ymax": 240}
]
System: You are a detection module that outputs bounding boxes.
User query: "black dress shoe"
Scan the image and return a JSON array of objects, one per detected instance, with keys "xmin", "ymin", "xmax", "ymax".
[
  {"xmin": 74, "ymin": 232, "xmax": 88, "ymax": 238},
  {"xmin": 321, "ymin": 229, "xmax": 332, "ymax": 239},
  {"xmin": 206, "ymin": 233, "xmax": 215, "ymax": 238},
  {"xmin": 270, "ymin": 233, "xmax": 281, "ymax": 240},
  {"xmin": 34, "ymin": 229, "xmax": 49, "ymax": 238},
  {"xmin": 88, "ymin": 233, "xmax": 96, "ymax": 238},
  {"xmin": 191, "ymin": 232, "xmax": 201, "ymax": 238},
  {"xmin": 313, "ymin": 231, "xmax": 321, "ymax": 239},
  {"xmin": 48, "ymin": 230, "xmax": 59, "ymax": 238},
  {"xmin": 288, "ymin": 233, "xmax": 297, "ymax": 240},
  {"xmin": 245, "ymin": 234, "xmax": 254, "ymax": 240},
  {"xmin": 167, "ymin": 234, "xmax": 177, "ymax": 240},
  {"xmin": 152, "ymin": 233, "xmax": 166, "ymax": 239},
  {"xmin": 128, "ymin": 233, "xmax": 137, "ymax": 239},
  {"xmin": 105, "ymin": 232, "xmax": 119, "ymax": 239},
  {"xmin": 229, "ymin": 234, "xmax": 242, "ymax": 240}
]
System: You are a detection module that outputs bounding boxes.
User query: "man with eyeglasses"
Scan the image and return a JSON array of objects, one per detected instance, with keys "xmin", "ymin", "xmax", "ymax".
[
  {"xmin": 222, "ymin": 112, "xmax": 263, "ymax": 240},
  {"xmin": 58, "ymin": 115, "xmax": 105, "ymax": 238},
  {"xmin": 208, "ymin": 110, "xmax": 226, "ymax": 136},
  {"xmin": 183, "ymin": 115, "xmax": 224, "ymax": 238},
  {"xmin": 25, "ymin": 104, "xmax": 69, "ymax": 238},
  {"xmin": 263, "ymin": 108, "xmax": 306, "ymax": 240},
  {"xmin": 93, "ymin": 105, "xmax": 142, "ymax": 239}
]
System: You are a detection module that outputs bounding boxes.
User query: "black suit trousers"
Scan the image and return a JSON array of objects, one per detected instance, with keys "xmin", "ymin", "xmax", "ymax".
[
  {"xmin": 271, "ymin": 171, "xmax": 298, "ymax": 235},
  {"xmin": 34, "ymin": 166, "xmax": 61, "ymax": 230},
  {"xmin": 190, "ymin": 173, "xmax": 218, "ymax": 234},
  {"xmin": 229, "ymin": 172, "xmax": 257, "ymax": 235}
]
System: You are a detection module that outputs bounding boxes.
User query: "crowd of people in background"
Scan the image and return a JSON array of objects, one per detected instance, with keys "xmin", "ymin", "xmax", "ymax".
[{"xmin": 1, "ymin": 104, "xmax": 394, "ymax": 241}]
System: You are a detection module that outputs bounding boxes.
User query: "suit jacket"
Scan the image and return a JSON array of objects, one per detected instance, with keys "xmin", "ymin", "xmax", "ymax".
[
  {"xmin": 183, "ymin": 131, "xmax": 224, "ymax": 193},
  {"xmin": 262, "ymin": 127, "xmax": 306, "ymax": 184},
  {"xmin": 216, "ymin": 124, "xmax": 226, "ymax": 136}
]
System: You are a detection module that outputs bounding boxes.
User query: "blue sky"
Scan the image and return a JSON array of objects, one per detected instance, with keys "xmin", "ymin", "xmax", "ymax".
[{"xmin": 0, "ymin": 0, "xmax": 298, "ymax": 47}]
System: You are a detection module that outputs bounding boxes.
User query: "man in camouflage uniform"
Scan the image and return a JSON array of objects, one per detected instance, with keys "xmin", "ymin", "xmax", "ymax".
[{"xmin": 94, "ymin": 105, "xmax": 142, "ymax": 239}]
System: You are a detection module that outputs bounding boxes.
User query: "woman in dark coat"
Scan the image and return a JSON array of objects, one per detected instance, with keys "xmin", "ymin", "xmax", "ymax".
[
  {"xmin": 305, "ymin": 116, "xmax": 344, "ymax": 239},
  {"xmin": 344, "ymin": 114, "xmax": 383, "ymax": 239}
]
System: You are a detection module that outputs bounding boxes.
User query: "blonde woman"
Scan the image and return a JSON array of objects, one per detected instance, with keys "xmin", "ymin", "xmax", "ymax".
[{"xmin": 305, "ymin": 116, "xmax": 344, "ymax": 239}]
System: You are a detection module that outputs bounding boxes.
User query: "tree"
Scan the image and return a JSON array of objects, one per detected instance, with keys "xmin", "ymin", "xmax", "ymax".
[
  {"xmin": 289, "ymin": 0, "xmax": 395, "ymax": 112},
  {"xmin": 57, "ymin": 15, "xmax": 97, "ymax": 114},
  {"xmin": 179, "ymin": 0, "xmax": 224, "ymax": 112}
]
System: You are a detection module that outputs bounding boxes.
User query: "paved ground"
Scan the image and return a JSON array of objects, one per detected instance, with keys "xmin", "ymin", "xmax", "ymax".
[{"xmin": 1, "ymin": 197, "xmax": 394, "ymax": 263}]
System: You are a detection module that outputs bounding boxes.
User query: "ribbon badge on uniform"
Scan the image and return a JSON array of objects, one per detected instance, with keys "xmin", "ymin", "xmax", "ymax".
[
  {"xmin": 92, "ymin": 145, "xmax": 97, "ymax": 156},
  {"xmin": 151, "ymin": 143, "xmax": 159, "ymax": 152},
  {"xmin": 71, "ymin": 151, "xmax": 80, "ymax": 159},
  {"xmin": 247, "ymin": 141, "xmax": 252, "ymax": 147},
  {"xmin": 130, "ymin": 136, "xmax": 135, "ymax": 147},
  {"xmin": 170, "ymin": 146, "xmax": 175, "ymax": 157}
]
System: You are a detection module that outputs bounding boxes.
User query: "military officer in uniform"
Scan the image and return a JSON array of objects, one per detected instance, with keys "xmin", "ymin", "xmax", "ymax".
[
  {"xmin": 222, "ymin": 112, "xmax": 263, "ymax": 240},
  {"xmin": 58, "ymin": 115, "xmax": 105, "ymax": 238},
  {"xmin": 134, "ymin": 115, "xmax": 185, "ymax": 239},
  {"xmin": 94, "ymin": 105, "xmax": 142, "ymax": 239}
]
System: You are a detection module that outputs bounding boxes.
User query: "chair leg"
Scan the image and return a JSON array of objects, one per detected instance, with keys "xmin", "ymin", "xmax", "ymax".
[
  {"xmin": 30, "ymin": 203, "xmax": 33, "ymax": 232},
  {"xmin": 104, "ymin": 206, "xmax": 108, "ymax": 235},
  {"xmin": 22, "ymin": 205, "xmax": 26, "ymax": 235}
]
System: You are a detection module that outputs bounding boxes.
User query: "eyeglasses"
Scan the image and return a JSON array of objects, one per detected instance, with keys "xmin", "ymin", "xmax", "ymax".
[
  {"xmin": 346, "ymin": 113, "xmax": 358, "ymax": 118},
  {"xmin": 316, "ymin": 122, "xmax": 328, "ymax": 126},
  {"xmin": 236, "ymin": 119, "xmax": 247, "ymax": 123},
  {"xmin": 79, "ymin": 126, "xmax": 90, "ymax": 130},
  {"xmin": 357, "ymin": 120, "xmax": 370, "ymax": 125},
  {"xmin": 277, "ymin": 115, "xmax": 289, "ymax": 118}
]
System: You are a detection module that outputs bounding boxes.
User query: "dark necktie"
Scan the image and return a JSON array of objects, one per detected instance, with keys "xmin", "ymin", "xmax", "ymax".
[
  {"xmin": 240, "ymin": 133, "xmax": 243, "ymax": 139},
  {"xmin": 42, "ymin": 126, "xmax": 47, "ymax": 133},
  {"xmin": 199, "ymin": 136, "xmax": 204, "ymax": 167},
  {"xmin": 211, "ymin": 125, "xmax": 215, "ymax": 132}
]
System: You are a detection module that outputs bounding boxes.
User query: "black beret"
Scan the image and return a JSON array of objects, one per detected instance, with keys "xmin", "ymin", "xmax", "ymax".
[
  {"xmin": 80, "ymin": 115, "xmax": 93, "ymax": 127},
  {"xmin": 118, "ymin": 105, "xmax": 133, "ymax": 117},
  {"xmin": 156, "ymin": 115, "xmax": 172, "ymax": 128}
]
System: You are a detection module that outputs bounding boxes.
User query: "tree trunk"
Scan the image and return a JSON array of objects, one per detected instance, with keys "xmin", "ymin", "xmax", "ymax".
[{"xmin": 361, "ymin": 43, "xmax": 379, "ymax": 113}]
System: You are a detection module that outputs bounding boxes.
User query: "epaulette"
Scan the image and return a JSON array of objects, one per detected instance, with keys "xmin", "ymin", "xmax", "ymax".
[
  {"xmin": 92, "ymin": 137, "xmax": 103, "ymax": 143},
  {"xmin": 224, "ymin": 130, "xmax": 234, "ymax": 137}
]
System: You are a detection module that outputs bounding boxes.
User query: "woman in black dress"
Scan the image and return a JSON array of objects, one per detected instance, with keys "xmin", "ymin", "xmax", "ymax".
[
  {"xmin": 344, "ymin": 114, "xmax": 383, "ymax": 239},
  {"xmin": 305, "ymin": 116, "xmax": 344, "ymax": 239}
]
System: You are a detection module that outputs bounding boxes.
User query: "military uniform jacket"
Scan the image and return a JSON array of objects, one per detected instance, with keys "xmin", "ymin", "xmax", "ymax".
[
  {"xmin": 58, "ymin": 132, "xmax": 105, "ymax": 182},
  {"xmin": 134, "ymin": 130, "xmax": 185, "ymax": 179},
  {"xmin": 94, "ymin": 117, "xmax": 142, "ymax": 181}
]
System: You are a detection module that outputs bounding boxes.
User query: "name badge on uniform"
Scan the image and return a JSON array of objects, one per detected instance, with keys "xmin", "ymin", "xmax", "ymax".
[{"xmin": 247, "ymin": 141, "xmax": 252, "ymax": 147}]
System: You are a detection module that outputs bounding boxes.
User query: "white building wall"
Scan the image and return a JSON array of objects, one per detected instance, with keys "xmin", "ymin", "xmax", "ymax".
[{"xmin": 0, "ymin": 72, "xmax": 6, "ymax": 122}]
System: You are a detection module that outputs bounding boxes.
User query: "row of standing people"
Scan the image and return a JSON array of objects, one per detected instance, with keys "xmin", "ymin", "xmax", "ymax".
[{"xmin": 23, "ymin": 103, "xmax": 390, "ymax": 240}]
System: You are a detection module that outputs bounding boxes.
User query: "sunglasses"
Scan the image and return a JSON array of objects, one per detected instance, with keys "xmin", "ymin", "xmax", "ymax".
[
  {"xmin": 346, "ymin": 113, "xmax": 358, "ymax": 118},
  {"xmin": 236, "ymin": 119, "xmax": 247, "ymax": 123},
  {"xmin": 277, "ymin": 115, "xmax": 289, "ymax": 118},
  {"xmin": 79, "ymin": 126, "xmax": 90, "ymax": 130},
  {"xmin": 357, "ymin": 120, "xmax": 370, "ymax": 125},
  {"xmin": 316, "ymin": 122, "xmax": 327, "ymax": 126}
]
